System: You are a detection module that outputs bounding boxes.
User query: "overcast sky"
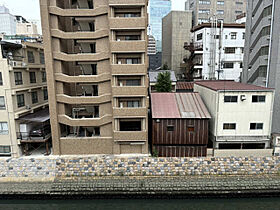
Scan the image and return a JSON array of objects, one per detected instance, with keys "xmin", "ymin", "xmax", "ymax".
[{"xmin": 0, "ymin": 0, "xmax": 185, "ymax": 32}]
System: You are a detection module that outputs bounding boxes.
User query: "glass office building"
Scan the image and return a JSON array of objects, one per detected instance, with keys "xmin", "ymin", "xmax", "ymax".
[{"xmin": 149, "ymin": 0, "xmax": 171, "ymax": 52}]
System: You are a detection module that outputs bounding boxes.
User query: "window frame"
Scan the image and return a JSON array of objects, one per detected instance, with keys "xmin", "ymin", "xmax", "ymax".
[
  {"xmin": 224, "ymin": 96, "xmax": 238, "ymax": 103},
  {"xmin": 17, "ymin": 94, "xmax": 25, "ymax": 108},
  {"xmin": 14, "ymin": 72, "xmax": 23, "ymax": 85},
  {"xmin": 29, "ymin": 72, "xmax": 36, "ymax": 84},
  {"xmin": 250, "ymin": 123, "xmax": 263, "ymax": 130},
  {"xmin": 27, "ymin": 51, "xmax": 35, "ymax": 63},
  {"xmin": 0, "ymin": 122, "xmax": 8, "ymax": 135},
  {"xmin": 0, "ymin": 72, "xmax": 3, "ymax": 85},
  {"xmin": 42, "ymin": 71, "xmax": 47, "ymax": 83},
  {"xmin": 167, "ymin": 125, "xmax": 174, "ymax": 132},
  {"xmin": 43, "ymin": 88, "xmax": 48, "ymax": 100},
  {"xmin": 31, "ymin": 91, "xmax": 38, "ymax": 104},
  {"xmin": 39, "ymin": 52, "xmax": 45, "ymax": 64},
  {"xmin": 223, "ymin": 123, "xmax": 236, "ymax": 130},
  {"xmin": 0, "ymin": 96, "xmax": 5, "ymax": 109},
  {"xmin": 252, "ymin": 95, "xmax": 266, "ymax": 103}
]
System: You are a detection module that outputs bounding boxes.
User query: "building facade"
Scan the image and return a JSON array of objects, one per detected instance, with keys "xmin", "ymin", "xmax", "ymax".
[
  {"xmin": 0, "ymin": 6, "xmax": 16, "ymax": 35},
  {"xmin": 242, "ymin": 0, "xmax": 280, "ymax": 134},
  {"xmin": 162, "ymin": 11, "xmax": 192, "ymax": 78},
  {"xmin": 40, "ymin": 0, "xmax": 149, "ymax": 155},
  {"xmin": 16, "ymin": 16, "xmax": 39, "ymax": 38},
  {"xmin": 0, "ymin": 41, "xmax": 47, "ymax": 157},
  {"xmin": 194, "ymin": 81, "xmax": 274, "ymax": 154},
  {"xmin": 185, "ymin": 0, "xmax": 246, "ymax": 26},
  {"xmin": 148, "ymin": 52, "xmax": 162, "ymax": 70},
  {"xmin": 149, "ymin": 0, "xmax": 171, "ymax": 52},
  {"xmin": 148, "ymin": 35, "xmax": 156, "ymax": 55},
  {"xmin": 187, "ymin": 23, "xmax": 245, "ymax": 81},
  {"xmin": 149, "ymin": 70, "xmax": 177, "ymax": 92}
]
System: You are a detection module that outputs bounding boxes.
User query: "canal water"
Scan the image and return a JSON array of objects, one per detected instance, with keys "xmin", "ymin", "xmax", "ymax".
[{"xmin": 1, "ymin": 197, "xmax": 280, "ymax": 210}]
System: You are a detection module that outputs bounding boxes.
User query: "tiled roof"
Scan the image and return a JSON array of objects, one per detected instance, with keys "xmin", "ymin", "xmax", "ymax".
[
  {"xmin": 176, "ymin": 82, "xmax": 194, "ymax": 90},
  {"xmin": 194, "ymin": 80, "xmax": 274, "ymax": 91},
  {"xmin": 149, "ymin": 70, "xmax": 177, "ymax": 83},
  {"xmin": 151, "ymin": 92, "xmax": 211, "ymax": 119}
]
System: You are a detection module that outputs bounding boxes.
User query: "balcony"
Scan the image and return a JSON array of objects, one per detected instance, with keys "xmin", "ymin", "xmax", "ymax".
[
  {"xmin": 110, "ymin": 40, "xmax": 146, "ymax": 53},
  {"xmin": 51, "ymin": 29, "xmax": 109, "ymax": 40},
  {"xmin": 112, "ymin": 86, "xmax": 146, "ymax": 96},
  {"xmin": 55, "ymin": 73, "xmax": 111, "ymax": 83},
  {"xmin": 113, "ymin": 107, "xmax": 147, "ymax": 117},
  {"xmin": 56, "ymin": 94, "xmax": 111, "ymax": 105},
  {"xmin": 58, "ymin": 114, "xmax": 112, "ymax": 127},
  {"xmin": 48, "ymin": 5, "xmax": 108, "ymax": 17},
  {"xmin": 111, "ymin": 64, "xmax": 146, "ymax": 75},
  {"xmin": 109, "ymin": 17, "xmax": 146, "ymax": 30},
  {"xmin": 109, "ymin": 0, "xmax": 147, "ymax": 6},
  {"xmin": 114, "ymin": 131, "xmax": 147, "ymax": 142},
  {"xmin": 53, "ymin": 52, "xmax": 109, "ymax": 62}
]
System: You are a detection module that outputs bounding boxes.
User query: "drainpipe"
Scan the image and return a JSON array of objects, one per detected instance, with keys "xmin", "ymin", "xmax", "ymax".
[{"xmin": 266, "ymin": 0, "xmax": 275, "ymax": 87}]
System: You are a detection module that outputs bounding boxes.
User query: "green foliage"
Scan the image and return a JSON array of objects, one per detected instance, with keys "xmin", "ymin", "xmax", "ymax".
[
  {"xmin": 162, "ymin": 63, "xmax": 169, "ymax": 70},
  {"xmin": 155, "ymin": 71, "xmax": 172, "ymax": 92},
  {"xmin": 152, "ymin": 148, "xmax": 159, "ymax": 157}
]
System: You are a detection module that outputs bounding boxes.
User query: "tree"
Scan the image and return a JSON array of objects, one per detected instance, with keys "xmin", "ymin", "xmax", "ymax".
[
  {"xmin": 162, "ymin": 63, "xmax": 169, "ymax": 70},
  {"xmin": 155, "ymin": 71, "xmax": 172, "ymax": 92}
]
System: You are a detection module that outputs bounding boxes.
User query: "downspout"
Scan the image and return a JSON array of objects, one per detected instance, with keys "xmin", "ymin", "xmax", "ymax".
[{"xmin": 266, "ymin": 0, "xmax": 275, "ymax": 87}]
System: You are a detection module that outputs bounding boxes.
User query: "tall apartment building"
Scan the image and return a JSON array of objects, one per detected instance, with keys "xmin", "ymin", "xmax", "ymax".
[
  {"xmin": 0, "ymin": 6, "xmax": 16, "ymax": 35},
  {"xmin": 40, "ymin": 0, "xmax": 149, "ymax": 155},
  {"xmin": 162, "ymin": 11, "xmax": 192, "ymax": 78},
  {"xmin": 185, "ymin": 0, "xmax": 246, "ymax": 26},
  {"xmin": 0, "ymin": 41, "xmax": 47, "ymax": 157},
  {"xmin": 149, "ymin": 0, "xmax": 171, "ymax": 52},
  {"xmin": 242, "ymin": 0, "xmax": 280, "ymax": 133},
  {"xmin": 148, "ymin": 35, "xmax": 156, "ymax": 55}
]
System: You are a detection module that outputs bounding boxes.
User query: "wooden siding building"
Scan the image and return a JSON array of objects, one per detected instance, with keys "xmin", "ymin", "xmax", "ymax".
[{"xmin": 151, "ymin": 93, "xmax": 211, "ymax": 157}]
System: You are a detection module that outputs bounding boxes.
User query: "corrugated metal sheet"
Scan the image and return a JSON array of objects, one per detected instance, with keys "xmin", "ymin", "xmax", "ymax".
[
  {"xmin": 151, "ymin": 93, "xmax": 211, "ymax": 119},
  {"xmin": 176, "ymin": 82, "xmax": 194, "ymax": 91}
]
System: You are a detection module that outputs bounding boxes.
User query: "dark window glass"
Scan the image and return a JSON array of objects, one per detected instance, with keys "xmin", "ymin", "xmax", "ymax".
[
  {"xmin": 197, "ymin": 33, "xmax": 203, "ymax": 41},
  {"xmin": 14, "ymin": 72, "xmax": 23, "ymax": 85},
  {"xmin": 126, "ymin": 79, "xmax": 141, "ymax": 86},
  {"xmin": 27, "ymin": 51, "xmax": 35, "ymax": 63},
  {"xmin": 17, "ymin": 94, "xmax": 25, "ymax": 108},
  {"xmin": 167, "ymin": 126, "xmax": 174, "ymax": 132},
  {"xmin": 40, "ymin": 52, "xmax": 45, "ymax": 64},
  {"xmin": 223, "ymin": 123, "xmax": 236, "ymax": 130},
  {"xmin": 225, "ymin": 47, "xmax": 236, "ymax": 54},
  {"xmin": 252, "ymin": 95, "xmax": 266, "ymax": 103},
  {"xmin": 0, "ymin": 96, "xmax": 5, "ymax": 109},
  {"xmin": 0, "ymin": 72, "xmax": 3, "ymax": 85},
  {"xmin": 42, "ymin": 72, "xmax": 47, "ymax": 82},
  {"xmin": 224, "ymin": 96, "xmax": 238, "ymax": 103},
  {"xmin": 43, "ymin": 88, "xmax": 48, "ymax": 100},
  {"xmin": 0, "ymin": 146, "xmax": 10, "ymax": 153},
  {"xmin": 29, "ymin": 72, "xmax": 36, "ymax": 83},
  {"xmin": 31, "ymin": 91, "xmax": 38, "ymax": 104},
  {"xmin": 223, "ymin": 62, "xmax": 234, "ymax": 69},
  {"xmin": 250, "ymin": 123, "xmax": 263, "ymax": 130}
]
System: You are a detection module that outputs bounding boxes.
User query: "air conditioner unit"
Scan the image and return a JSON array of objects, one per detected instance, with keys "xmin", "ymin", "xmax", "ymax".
[
  {"xmin": 26, "ymin": 105, "xmax": 31, "ymax": 110},
  {"xmin": 240, "ymin": 95, "xmax": 246, "ymax": 101}
]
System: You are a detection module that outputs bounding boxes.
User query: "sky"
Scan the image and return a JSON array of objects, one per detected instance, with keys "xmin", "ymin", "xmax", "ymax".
[{"xmin": 0, "ymin": 0, "xmax": 186, "ymax": 33}]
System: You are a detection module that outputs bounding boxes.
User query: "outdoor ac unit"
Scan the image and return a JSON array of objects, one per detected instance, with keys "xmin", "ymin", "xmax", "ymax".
[
  {"xmin": 26, "ymin": 105, "xmax": 31, "ymax": 110},
  {"xmin": 240, "ymin": 95, "xmax": 246, "ymax": 101}
]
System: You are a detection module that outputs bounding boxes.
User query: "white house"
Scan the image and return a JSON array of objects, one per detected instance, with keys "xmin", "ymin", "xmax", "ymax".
[
  {"xmin": 190, "ymin": 23, "xmax": 245, "ymax": 81},
  {"xmin": 194, "ymin": 81, "xmax": 274, "ymax": 156}
]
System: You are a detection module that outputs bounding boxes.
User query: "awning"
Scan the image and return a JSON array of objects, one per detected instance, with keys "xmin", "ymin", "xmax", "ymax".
[{"xmin": 19, "ymin": 108, "xmax": 50, "ymax": 123}]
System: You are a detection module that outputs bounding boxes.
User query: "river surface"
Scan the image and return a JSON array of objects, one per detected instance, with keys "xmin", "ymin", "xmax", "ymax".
[{"xmin": 1, "ymin": 198, "xmax": 280, "ymax": 210}]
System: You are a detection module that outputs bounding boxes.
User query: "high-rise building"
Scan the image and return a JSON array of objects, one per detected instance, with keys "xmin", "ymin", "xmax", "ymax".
[
  {"xmin": 0, "ymin": 6, "xmax": 16, "ymax": 35},
  {"xmin": 148, "ymin": 35, "xmax": 156, "ymax": 55},
  {"xmin": 242, "ymin": 0, "xmax": 280, "ymax": 133},
  {"xmin": 40, "ymin": 0, "xmax": 149, "ymax": 155},
  {"xmin": 149, "ymin": 0, "xmax": 171, "ymax": 52},
  {"xmin": 185, "ymin": 0, "xmax": 246, "ymax": 26},
  {"xmin": 162, "ymin": 11, "xmax": 192, "ymax": 78}
]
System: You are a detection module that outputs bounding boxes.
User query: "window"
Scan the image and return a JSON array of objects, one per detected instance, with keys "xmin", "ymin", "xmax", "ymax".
[
  {"xmin": 223, "ymin": 123, "xmax": 236, "ymax": 130},
  {"xmin": 0, "ymin": 122, "xmax": 8, "ymax": 135},
  {"xmin": 252, "ymin": 95, "xmax": 266, "ymax": 103},
  {"xmin": 231, "ymin": 32, "xmax": 237, "ymax": 39},
  {"xmin": 17, "ymin": 94, "xmax": 25, "ymax": 108},
  {"xmin": 241, "ymin": 47, "xmax": 244, "ymax": 53},
  {"xmin": 0, "ymin": 72, "xmax": 2, "ymax": 85},
  {"xmin": 14, "ymin": 72, "xmax": 23, "ymax": 85},
  {"xmin": 217, "ymin": 10, "xmax": 224, "ymax": 15},
  {"xmin": 167, "ymin": 125, "xmax": 174, "ymax": 132},
  {"xmin": 223, "ymin": 62, "xmax": 234, "ymax": 69},
  {"xmin": 40, "ymin": 52, "xmax": 45, "ymax": 64},
  {"xmin": 126, "ymin": 79, "xmax": 141, "ymax": 86},
  {"xmin": 236, "ymin": 2, "xmax": 243, "ymax": 5},
  {"xmin": 198, "ymin": 9, "xmax": 210, "ymax": 14},
  {"xmin": 188, "ymin": 126, "xmax": 195, "ymax": 132},
  {"xmin": 217, "ymin": 1, "xmax": 224, "ymax": 5},
  {"xmin": 43, "ymin": 88, "xmax": 48, "ymax": 100},
  {"xmin": 0, "ymin": 146, "xmax": 11, "ymax": 154},
  {"xmin": 31, "ymin": 91, "xmax": 38, "ymax": 104},
  {"xmin": 199, "ymin": 0, "xmax": 210, "ymax": 5},
  {"xmin": 127, "ymin": 101, "xmax": 140, "ymax": 108},
  {"xmin": 89, "ymin": 22, "xmax": 95, "ymax": 31},
  {"xmin": 198, "ymin": 19, "xmax": 209, "ymax": 24},
  {"xmin": 242, "ymin": 33, "xmax": 245, "ymax": 39},
  {"xmin": 90, "ymin": 43, "xmax": 96, "ymax": 53},
  {"xmin": 0, "ymin": 96, "xmax": 5, "ymax": 109},
  {"xmin": 240, "ymin": 62, "xmax": 243, "ymax": 68},
  {"xmin": 42, "ymin": 72, "xmax": 47, "ymax": 82},
  {"xmin": 214, "ymin": 35, "xmax": 220, "ymax": 39},
  {"xmin": 225, "ymin": 47, "xmax": 235, "ymax": 54},
  {"xmin": 29, "ymin": 72, "xmax": 36, "ymax": 83},
  {"xmin": 224, "ymin": 96, "xmax": 238, "ymax": 103},
  {"xmin": 235, "ymin": 10, "xmax": 242, "ymax": 14},
  {"xmin": 126, "ymin": 58, "xmax": 140, "ymax": 64},
  {"xmin": 250, "ymin": 123, "xmax": 263, "ymax": 130},
  {"xmin": 27, "ymin": 51, "xmax": 35, "ymax": 63},
  {"xmin": 197, "ymin": 33, "xmax": 203, "ymax": 41}
]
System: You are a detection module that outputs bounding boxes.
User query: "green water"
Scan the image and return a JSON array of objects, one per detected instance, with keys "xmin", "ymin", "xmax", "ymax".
[{"xmin": 1, "ymin": 198, "xmax": 280, "ymax": 210}]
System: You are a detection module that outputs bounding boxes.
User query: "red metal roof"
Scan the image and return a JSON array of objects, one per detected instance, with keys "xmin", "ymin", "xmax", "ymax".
[
  {"xmin": 176, "ymin": 82, "xmax": 194, "ymax": 90},
  {"xmin": 194, "ymin": 80, "xmax": 274, "ymax": 91},
  {"xmin": 151, "ymin": 92, "xmax": 211, "ymax": 119}
]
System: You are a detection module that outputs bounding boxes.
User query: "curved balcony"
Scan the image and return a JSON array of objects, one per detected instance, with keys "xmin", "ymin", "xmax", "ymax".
[
  {"xmin": 55, "ymin": 73, "xmax": 111, "ymax": 83},
  {"xmin": 110, "ymin": 40, "xmax": 146, "ymax": 53},
  {"xmin": 53, "ymin": 52, "xmax": 109, "ymax": 62},
  {"xmin": 114, "ymin": 131, "xmax": 147, "ymax": 142},
  {"xmin": 112, "ymin": 86, "xmax": 147, "ymax": 96},
  {"xmin": 109, "ymin": 18, "xmax": 146, "ymax": 30},
  {"xmin": 48, "ymin": 5, "xmax": 108, "ymax": 17},
  {"xmin": 51, "ymin": 29, "xmax": 109, "ymax": 40},
  {"xmin": 111, "ymin": 64, "xmax": 146, "ymax": 75},
  {"xmin": 113, "ymin": 107, "xmax": 147, "ymax": 118},
  {"xmin": 58, "ymin": 114, "xmax": 112, "ymax": 127},
  {"xmin": 56, "ymin": 94, "xmax": 111, "ymax": 105}
]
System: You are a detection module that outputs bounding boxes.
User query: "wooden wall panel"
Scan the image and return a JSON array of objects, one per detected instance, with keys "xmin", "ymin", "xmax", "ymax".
[{"xmin": 153, "ymin": 145, "xmax": 207, "ymax": 157}]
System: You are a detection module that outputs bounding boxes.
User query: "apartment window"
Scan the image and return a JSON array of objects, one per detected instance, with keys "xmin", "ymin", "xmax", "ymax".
[
  {"xmin": 236, "ymin": 2, "xmax": 243, "ymax": 5},
  {"xmin": 126, "ymin": 58, "xmax": 140, "ymax": 64},
  {"xmin": 199, "ymin": 0, "xmax": 210, "ymax": 5},
  {"xmin": 252, "ymin": 95, "xmax": 266, "ymax": 103},
  {"xmin": 250, "ymin": 123, "xmax": 263, "ymax": 130},
  {"xmin": 124, "ymin": 13, "xmax": 139, "ymax": 18},
  {"xmin": 14, "ymin": 72, "xmax": 23, "ymax": 85},
  {"xmin": 214, "ymin": 35, "xmax": 220, "ymax": 39},
  {"xmin": 231, "ymin": 32, "xmax": 237, "ymax": 39},
  {"xmin": 223, "ymin": 123, "xmax": 236, "ymax": 130},
  {"xmin": 43, "ymin": 88, "xmax": 48, "ymax": 100},
  {"xmin": 241, "ymin": 47, "xmax": 244, "ymax": 53},
  {"xmin": 27, "ymin": 51, "xmax": 35, "ymax": 63},
  {"xmin": 225, "ymin": 47, "xmax": 235, "ymax": 54},
  {"xmin": 0, "ymin": 122, "xmax": 8, "ymax": 135},
  {"xmin": 90, "ymin": 43, "xmax": 96, "ymax": 53},
  {"xmin": 127, "ymin": 101, "xmax": 140, "ymax": 108},
  {"xmin": 217, "ymin": 1, "xmax": 224, "ymax": 5},
  {"xmin": 31, "ymin": 91, "xmax": 38, "ymax": 104},
  {"xmin": 216, "ymin": 10, "xmax": 224, "ymax": 15},
  {"xmin": 0, "ymin": 72, "xmax": 2, "ymax": 85},
  {"xmin": 91, "ymin": 64, "xmax": 97, "ymax": 75},
  {"xmin": 0, "ymin": 146, "xmax": 10, "ymax": 154},
  {"xmin": 197, "ymin": 33, "xmax": 203, "ymax": 41},
  {"xmin": 17, "ymin": 94, "xmax": 25, "ymax": 108},
  {"xmin": 89, "ymin": 22, "xmax": 95, "ymax": 32},
  {"xmin": 224, "ymin": 96, "xmax": 238, "ymax": 103},
  {"xmin": 29, "ymin": 72, "xmax": 36, "ymax": 83},
  {"xmin": 125, "ymin": 35, "xmax": 140, "ymax": 41},
  {"xmin": 40, "ymin": 52, "xmax": 45, "ymax": 64},
  {"xmin": 240, "ymin": 62, "xmax": 243, "ymax": 68},
  {"xmin": 167, "ymin": 125, "xmax": 174, "ymax": 132},
  {"xmin": 235, "ymin": 10, "xmax": 242, "ymax": 14},
  {"xmin": 242, "ymin": 33, "xmax": 245, "ymax": 39},
  {"xmin": 120, "ymin": 120, "xmax": 141, "ymax": 131},
  {"xmin": 126, "ymin": 79, "xmax": 141, "ymax": 86},
  {"xmin": 259, "ymin": 66, "xmax": 268, "ymax": 77},
  {"xmin": 42, "ymin": 72, "xmax": 47, "ymax": 82},
  {"xmin": 0, "ymin": 96, "xmax": 5, "ymax": 109},
  {"xmin": 223, "ymin": 62, "xmax": 234, "ymax": 69},
  {"xmin": 198, "ymin": 9, "xmax": 210, "ymax": 14}
]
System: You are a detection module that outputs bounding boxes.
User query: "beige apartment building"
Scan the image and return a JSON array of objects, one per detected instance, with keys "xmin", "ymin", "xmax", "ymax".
[
  {"xmin": 40, "ymin": 0, "xmax": 149, "ymax": 155},
  {"xmin": 185, "ymin": 0, "xmax": 246, "ymax": 26},
  {"xmin": 0, "ymin": 41, "xmax": 48, "ymax": 157}
]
